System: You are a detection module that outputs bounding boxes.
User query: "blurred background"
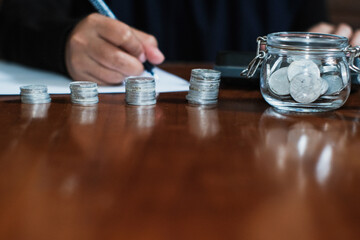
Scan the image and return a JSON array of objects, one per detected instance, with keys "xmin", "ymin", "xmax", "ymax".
[
  {"xmin": 0, "ymin": 0, "xmax": 358, "ymax": 31},
  {"xmin": 328, "ymin": 0, "xmax": 360, "ymax": 28}
]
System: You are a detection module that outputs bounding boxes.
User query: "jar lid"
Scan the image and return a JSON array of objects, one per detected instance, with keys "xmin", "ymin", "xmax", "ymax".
[{"xmin": 267, "ymin": 32, "xmax": 349, "ymax": 52}]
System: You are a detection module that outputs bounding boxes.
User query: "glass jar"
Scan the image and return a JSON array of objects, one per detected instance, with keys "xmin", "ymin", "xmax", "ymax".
[{"xmin": 242, "ymin": 32, "xmax": 360, "ymax": 112}]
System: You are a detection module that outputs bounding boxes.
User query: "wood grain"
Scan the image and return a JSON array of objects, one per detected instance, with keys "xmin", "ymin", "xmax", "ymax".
[{"xmin": 0, "ymin": 63, "xmax": 360, "ymax": 240}]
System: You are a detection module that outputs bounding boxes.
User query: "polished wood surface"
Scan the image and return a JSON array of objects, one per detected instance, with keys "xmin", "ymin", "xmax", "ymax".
[{"xmin": 1, "ymin": 63, "xmax": 360, "ymax": 240}]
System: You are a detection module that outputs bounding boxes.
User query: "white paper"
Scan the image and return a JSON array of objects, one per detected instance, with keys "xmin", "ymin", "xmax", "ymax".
[{"xmin": 0, "ymin": 61, "xmax": 189, "ymax": 95}]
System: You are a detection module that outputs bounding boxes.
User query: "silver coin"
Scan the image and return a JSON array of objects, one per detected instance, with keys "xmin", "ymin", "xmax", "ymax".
[
  {"xmin": 287, "ymin": 55, "xmax": 302, "ymax": 63},
  {"xmin": 186, "ymin": 94, "xmax": 218, "ymax": 105},
  {"xmin": 126, "ymin": 100, "xmax": 156, "ymax": 106},
  {"xmin": 268, "ymin": 67, "xmax": 290, "ymax": 96},
  {"xmin": 189, "ymin": 88, "xmax": 219, "ymax": 94},
  {"xmin": 320, "ymin": 78, "xmax": 329, "ymax": 95},
  {"xmin": 21, "ymin": 96, "xmax": 51, "ymax": 104},
  {"xmin": 70, "ymin": 81, "xmax": 97, "ymax": 89},
  {"xmin": 71, "ymin": 89, "xmax": 98, "ymax": 95},
  {"xmin": 125, "ymin": 76, "xmax": 155, "ymax": 85},
  {"xmin": 188, "ymin": 91, "xmax": 219, "ymax": 100},
  {"xmin": 20, "ymin": 85, "xmax": 48, "ymax": 94},
  {"xmin": 22, "ymin": 94, "xmax": 51, "ymax": 100},
  {"xmin": 187, "ymin": 69, "xmax": 221, "ymax": 105},
  {"xmin": 290, "ymin": 73, "xmax": 322, "ymax": 103},
  {"xmin": 190, "ymin": 85, "xmax": 220, "ymax": 92},
  {"xmin": 20, "ymin": 85, "xmax": 51, "ymax": 104},
  {"xmin": 126, "ymin": 84, "xmax": 155, "ymax": 89},
  {"xmin": 125, "ymin": 76, "xmax": 156, "ymax": 105},
  {"xmin": 21, "ymin": 98, "xmax": 51, "ymax": 104},
  {"xmin": 189, "ymin": 85, "xmax": 219, "ymax": 92},
  {"xmin": 339, "ymin": 61, "xmax": 349, "ymax": 86},
  {"xmin": 126, "ymin": 89, "xmax": 155, "ymax": 94},
  {"xmin": 126, "ymin": 95, "xmax": 156, "ymax": 102},
  {"xmin": 270, "ymin": 58, "xmax": 283, "ymax": 74},
  {"xmin": 71, "ymin": 94, "xmax": 99, "ymax": 100},
  {"xmin": 191, "ymin": 69, "xmax": 221, "ymax": 80},
  {"xmin": 69, "ymin": 81, "xmax": 99, "ymax": 105},
  {"xmin": 71, "ymin": 99, "xmax": 99, "ymax": 105},
  {"xmin": 320, "ymin": 65, "xmax": 339, "ymax": 74},
  {"xmin": 126, "ymin": 91, "xmax": 156, "ymax": 96},
  {"xmin": 288, "ymin": 60, "xmax": 320, "ymax": 81},
  {"xmin": 69, "ymin": 81, "xmax": 97, "ymax": 86},
  {"xmin": 323, "ymin": 75, "xmax": 344, "ymax": 95}
]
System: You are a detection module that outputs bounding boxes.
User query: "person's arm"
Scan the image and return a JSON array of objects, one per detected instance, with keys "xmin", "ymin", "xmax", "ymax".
[{"xmin": 0, "ymin": 0, "xmax": 165, "ymax": 84}]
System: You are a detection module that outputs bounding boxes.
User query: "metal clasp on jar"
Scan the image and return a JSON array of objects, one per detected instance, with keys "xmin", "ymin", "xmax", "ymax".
[
  {"xmin": 241, "ymin": 36, "xmax": 267, "ymax": 78},
  {"xmin": 345, "ymin": 46, "xmax": 360, "ymax": 73}
]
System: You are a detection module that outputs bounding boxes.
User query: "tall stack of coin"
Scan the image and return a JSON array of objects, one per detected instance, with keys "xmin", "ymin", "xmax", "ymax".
[
  {"xmin": 125, "ymin": 77, "xmax": 156, "ymax": 106},
  {"xmin": 186, "ymin": 69, "xmax": 221, "ymax": 105},
  {"xmin": 69, "ymin": 81, "xmax": 99, "ymax": 105},
  {"xmin": 20, "ymin": 85, "xmax": 51, "ymax": 104}
]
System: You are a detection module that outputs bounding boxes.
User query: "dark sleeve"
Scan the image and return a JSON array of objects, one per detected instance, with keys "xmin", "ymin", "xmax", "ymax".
[
  {"xmin": 290, "ymin": 0, "xmax": 329, "ymax": 31},
  {"xmin": 0, "ymin": 0, "xmax": 93, "ymax": 76}
]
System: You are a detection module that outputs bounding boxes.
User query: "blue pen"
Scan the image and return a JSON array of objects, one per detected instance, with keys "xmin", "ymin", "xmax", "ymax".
[{"xmin": 88, "ymin": 0, "xmax": 155, "ymax": 76}]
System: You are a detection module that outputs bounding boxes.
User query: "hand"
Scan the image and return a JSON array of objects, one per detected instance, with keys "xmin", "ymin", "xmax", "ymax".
[
  {"xmin": 308, "ymin": 22, "xmax": 360, "ymax": 46},
  {"xmin": 65, "ymin": 13, "xmax": 165, "ymax": 85}
]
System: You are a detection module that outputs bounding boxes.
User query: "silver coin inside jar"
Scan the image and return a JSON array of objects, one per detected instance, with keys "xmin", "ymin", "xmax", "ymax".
[
  {"xmin": 268, "ymin": 67, "xmax": 290, "ymax": 96},
  {"xmin": 287, "ymin": 60, "xmax": 320, "ymax": 81},
  {"xmin": 253, "ymin": 32, "xmax": 359, "ymax": 112},
  {"xmin": 290, "ymin": 73, "xmax": 322, "ymax": 104}
]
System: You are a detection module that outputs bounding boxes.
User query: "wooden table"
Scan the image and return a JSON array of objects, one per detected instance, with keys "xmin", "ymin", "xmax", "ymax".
[{"xmin": 1, "ymin": 63, "xmax": 360, "ymax": 240}]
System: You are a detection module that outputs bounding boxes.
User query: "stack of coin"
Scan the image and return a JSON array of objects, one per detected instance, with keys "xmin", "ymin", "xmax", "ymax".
[
  {"xmin": 268, "ymin": 59, "xmax": 345, "ymax": 104},
  {"xmin": 125, "ymin": 77, "xmax": 156, "ymax": 105},
  {"xmin": 69, "ymin": 81, "xmax": 99, "ymax": 105},
  {"xmin": 20, "ymin": 85, "xmax": 51, "ymax": 104},
  {"xmin": 186, "ymin": 69, "xmax": 221, "ymax": 105}
]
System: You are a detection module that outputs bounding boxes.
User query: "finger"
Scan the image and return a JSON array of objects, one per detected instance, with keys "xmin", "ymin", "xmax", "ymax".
[
  {"xmin": 308, "ymin": 22, "xmax": 335, "ymax": 34},
  {"xmin": 143, "ymin": 45, "xmax": 165, "ymax": 65},
  {"xmin": 334, "ymin": 23, "xmax": 353, "ymax": 39},
  {"xmin": 93, "ymin": 14, "xmax": 145, "ymax": 60},
  {"xmin": 132, "ymin": 28, "xmax": 159, "ymax": 47},
  {"xmin": 85, "ymin": 55, "xmax": 127, "ymax": 85},
  {"xmin": 88, "ymin": 36, "xmax": 144, "ymax": 76},
  {"xmin": 350, "ymin": 29, "xmax": 360, "ymax": 46},
  {"xmin": 132, "ymin": 28, "xmax": 165, "ymax": 64},
  {"xmin": 67, "ymin": 58, "xmax": 107, "ymax": 86}
]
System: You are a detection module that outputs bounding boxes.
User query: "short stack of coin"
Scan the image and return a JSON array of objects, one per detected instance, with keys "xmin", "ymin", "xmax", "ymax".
[
  {"xmin": 186, "ymin": 69, "xmax": 221, "ymax": 105},
  {"xmin": 69, "ymin": 81, "xmax": 99, "ymax": 105},
  {"xmin": 125, "ymin": 77, "xmax": 156, "ymax": 105},
  {"xmin": 20, "ymin": 85, "xmax": 51, "ymax": 104}
]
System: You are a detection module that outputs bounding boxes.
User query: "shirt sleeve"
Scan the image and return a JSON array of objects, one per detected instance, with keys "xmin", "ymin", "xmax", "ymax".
[{"xmin": 0, "ymin": 0, "xmax": 93, "ymax": 76}]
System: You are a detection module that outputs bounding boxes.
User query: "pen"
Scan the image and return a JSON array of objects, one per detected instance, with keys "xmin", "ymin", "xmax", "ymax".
[{"xmin": 88, "ymin": 0, "xmax": 155, "ymax": 76}]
